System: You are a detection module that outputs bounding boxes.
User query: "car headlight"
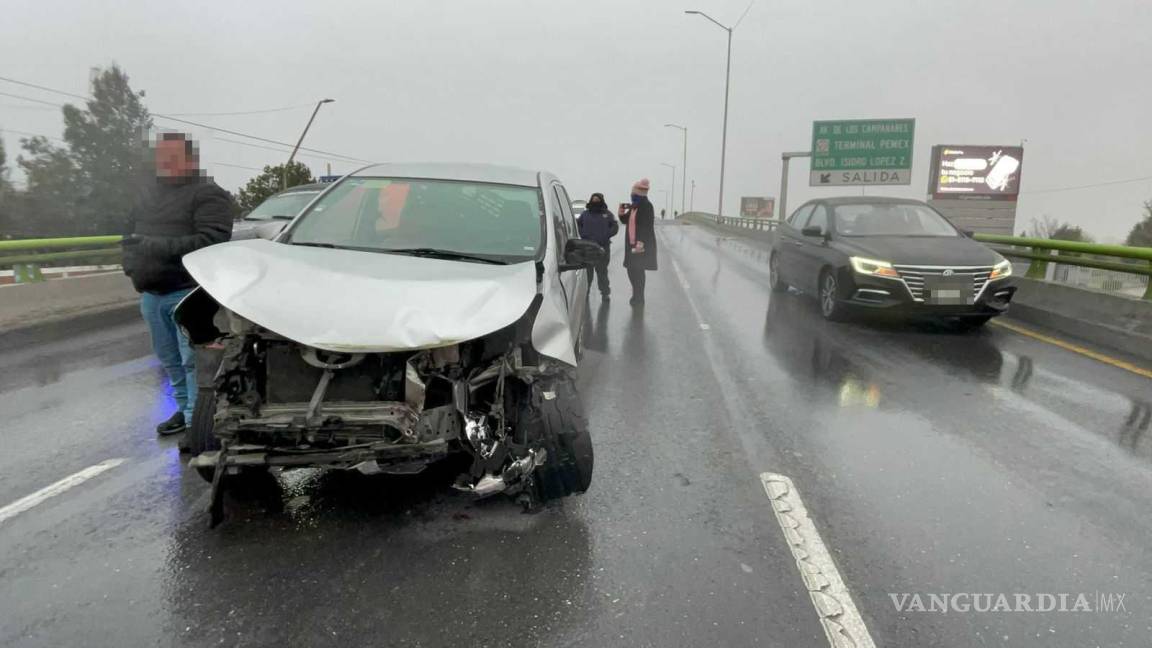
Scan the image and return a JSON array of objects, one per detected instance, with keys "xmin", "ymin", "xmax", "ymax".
[
  {"xmin": 850, "ymin": 256, "xmax": 900, "ymax": 278},
  {"xmin": 990, "ymin": 258, "xmax": 1013, "ymax": 280}
]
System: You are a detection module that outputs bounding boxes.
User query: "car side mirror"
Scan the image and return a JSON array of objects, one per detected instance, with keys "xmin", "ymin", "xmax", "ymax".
[
  {"xmin": 961, "ymin": 229, "xmax": 975, "ymax": 237},
  {"xmin": 560, "ymin": 238, "xmax": 604, "ymax": 271},
  {"xmin": 801, "ymin": 225, "xmax": 824, "ymax": 238}
]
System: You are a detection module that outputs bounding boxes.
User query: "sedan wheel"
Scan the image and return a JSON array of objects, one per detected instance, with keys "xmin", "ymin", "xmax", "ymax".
[
  {"xmin": 769, "ymin": 253, "xmax": 788, "ymax": 293},
  {"xmin": 819, "ymin": 270, "xmax": 846, "ymax": 321}
]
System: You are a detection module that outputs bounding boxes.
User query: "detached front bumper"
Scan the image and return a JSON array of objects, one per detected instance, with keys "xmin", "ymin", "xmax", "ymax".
[
  {"xmin": 189, "ymin": 438, "xmax": 451, "ymax": 473},
  {"xmin": 843, "ymin": 272, "xmax": 1017, "ymax": 318}
]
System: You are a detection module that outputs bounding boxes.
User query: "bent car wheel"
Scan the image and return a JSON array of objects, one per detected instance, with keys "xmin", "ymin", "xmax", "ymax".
[
  {"xmin": 187, "ymin": 395, "xmax": 222, "ymax": 483},
  {"xmin": 769, "ymin": 253, "xmax": 788, "ymax": 293},
  {"xmin": 819, "ymin": 269, "xmax": 848, "ymax": 321},
  {"xmin": 522, "ymin": 377, "xmax": 594, "ymax": 502}
]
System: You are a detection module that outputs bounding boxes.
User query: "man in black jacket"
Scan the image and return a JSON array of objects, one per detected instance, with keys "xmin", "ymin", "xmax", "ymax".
[
  {"xmin": 577, "ymin": 192, "xmax": 618, "ymax": 300},
  {"xmin": 122, "ymin": 133, "xmax": 235, "ymax": 436}
]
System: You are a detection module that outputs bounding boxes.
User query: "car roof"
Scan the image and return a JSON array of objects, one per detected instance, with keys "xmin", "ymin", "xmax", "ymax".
[
  {"xmin": 816, "ymin": 196, "xmax": 928, "ymax": 207},
  {"xmin": 278, "ymin": 183, "xmax": 327, "ymax": 194},
  {"xmin": 348, "ymin": 162, "xmax": 542, "ymax": 188}
]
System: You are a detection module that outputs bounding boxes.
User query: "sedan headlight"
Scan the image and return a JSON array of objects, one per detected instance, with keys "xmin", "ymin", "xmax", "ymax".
[
  {"xmin": 850, "ymin": 256, "xmax": 900, "ymax": 278},
  {"xmin": 990, "ymin": 258, "xmax": 1013, "ymax": 280}
]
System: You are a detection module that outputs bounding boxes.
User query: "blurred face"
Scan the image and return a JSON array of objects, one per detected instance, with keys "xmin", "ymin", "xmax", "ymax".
[
  {"xmin": 155, "ymin": 138, "xmax": 196, "ymax": 178},
  {"xmin": 590, "ymin": 196, "xmax": 602, "ymax": 206}
]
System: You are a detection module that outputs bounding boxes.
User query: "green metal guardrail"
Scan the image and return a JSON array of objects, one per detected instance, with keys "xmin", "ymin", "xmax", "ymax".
[
  {"xmin": 683, "ymin": 213, "xmax": 1152, "ymax": 300},
  {"xmin": 0, "ymin": 235, "xmax": 123, "ymax": 283},
  {"xmin": 973, "ymin": 234, "xmax": 1152, "ymax": 299}
]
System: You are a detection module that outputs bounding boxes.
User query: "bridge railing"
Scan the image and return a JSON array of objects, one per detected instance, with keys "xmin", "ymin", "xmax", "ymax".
[
  {"xmin": 973, "ymin": 234, "xmax": 1152, "ymax": 300},
  {"xmin": 0, "ymin": 236, "xmax": 123, "ymax": 283},
  {"xmin": 682, "ymin": 213, "xmax": 1152, "ymax": 300},
  {"xmin": 713, "ymin": 215, "xmax": 779, "ymax": 232}
]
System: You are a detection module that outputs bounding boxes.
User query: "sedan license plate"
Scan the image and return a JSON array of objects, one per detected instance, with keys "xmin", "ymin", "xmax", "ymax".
[{"xmin": 924, "ymin": 276, "xmax": 972, "ymax": 305}]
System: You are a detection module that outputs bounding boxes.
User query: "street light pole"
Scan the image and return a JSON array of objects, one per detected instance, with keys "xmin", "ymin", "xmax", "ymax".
[
  {"xmin": 686, "ymin": 10, "xmax": 734, "ymax": 218},
  {"xmin": 283, "ymin": 98, "xmax": 334, "ymax": 190},
  {"xmin": 664, "ymin": 123, "xmax": 688, "ymax": 215},
  {"xmin": 660, "ymin": 162, "xmax": 676, "ymax": 216},
  {"xmin": 690, "ymin": 179, "xmax": 696, "ymax": 212}
]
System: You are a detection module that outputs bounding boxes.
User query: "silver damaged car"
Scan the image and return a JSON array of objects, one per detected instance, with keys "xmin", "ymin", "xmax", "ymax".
[{"xmin": 175, "ymin": 163, "xmax": 603, "ymax": 524}]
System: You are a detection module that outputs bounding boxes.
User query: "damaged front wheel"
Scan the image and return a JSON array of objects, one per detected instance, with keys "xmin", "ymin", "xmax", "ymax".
[{"xmin": 518, "ymin": 377, "xmax": 594, "ymax": 504}]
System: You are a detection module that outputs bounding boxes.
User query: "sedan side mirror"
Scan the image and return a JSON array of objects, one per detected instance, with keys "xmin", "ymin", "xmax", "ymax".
[
  {"xmin": 560, "ymin": 238, "xmax": 604, "ymax": 271},
  {"xmin": 961, "ymin": 229, "xmax": 975, "ymax": 237},
  {"xmin": 801, "ymin": 225, "xmax": 825, "ymax": 238}
]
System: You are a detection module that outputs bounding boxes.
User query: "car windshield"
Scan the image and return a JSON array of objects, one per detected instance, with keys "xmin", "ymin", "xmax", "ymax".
[
  {"xmin": 834, "ymin": 203, "xmax": 959, "ymax": 237},
  {"xmin": 245, "ymin": 191, "xmax": 320, "ymax": 221},
  {"xmin": 285, "ymin": 177, "xmax": 543, "ymax": 262}
]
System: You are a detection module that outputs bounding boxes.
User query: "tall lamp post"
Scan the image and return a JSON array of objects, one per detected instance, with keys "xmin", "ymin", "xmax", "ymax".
[
  {"xmin": 283, "ymin": 98, "xmax": 335, "ymax": 190},
  {"xmin": 660, "ymin": 162, "xmax": 677, "ymax": 216},
  {"xmin": 664, "ymin": 123, "xmax": 688, "ymax": 215},
  {"xmin": 685, "ymin": 10, "xmax": 734, "ymax": 218}
]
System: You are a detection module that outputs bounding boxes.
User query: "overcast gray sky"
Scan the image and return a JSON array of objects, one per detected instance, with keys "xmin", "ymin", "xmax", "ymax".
[{"xmin": 2, "ymin": 0, "xmax": 1150, "ymax": 241}]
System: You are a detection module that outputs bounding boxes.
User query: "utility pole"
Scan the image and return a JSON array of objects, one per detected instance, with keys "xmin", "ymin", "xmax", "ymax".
[
  {"xmin": 283, "ymin": 98, "xmax": 334, "ymax": 190},
  {"xmin": 660, "ymin": 162, "xmax": 676, "ymax": 218},
  {"xmin": 665, "ymin": 124, "xmax": 688, "ymax": 214},
  {"xmin": 690, "ymin": 179, "xmax": 696, "ymax": 213},
  {"xmin": 685, "ymin": 10, "xmax": 735, "ymax": 217}
]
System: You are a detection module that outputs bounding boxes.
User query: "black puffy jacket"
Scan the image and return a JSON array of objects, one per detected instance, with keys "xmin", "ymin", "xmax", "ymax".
[{"xmin": 121, "ymin": 178, "xmax": 235, "ymax": 294}]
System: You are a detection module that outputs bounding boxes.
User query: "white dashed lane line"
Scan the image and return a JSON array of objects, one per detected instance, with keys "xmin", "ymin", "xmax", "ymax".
[
  {"xmin": 0, "ymin": 458, "xmax": 126, "ymax": 525},
  {"xmin": 663, "ymin": 241, "xmax": 711, "ymax": 331},
  {"xmin": 761, "ymin": 472, "xmax": 877, "ymax": 648}
]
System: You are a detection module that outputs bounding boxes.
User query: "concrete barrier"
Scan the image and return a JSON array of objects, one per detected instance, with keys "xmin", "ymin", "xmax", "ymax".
[
  {"xmin": 0, "ymin": 272, "xmax": 138, "ymax": 336},
  {"xmin": 1006, "ymin": 277, "xmax": 1152, "ymax": 363}
]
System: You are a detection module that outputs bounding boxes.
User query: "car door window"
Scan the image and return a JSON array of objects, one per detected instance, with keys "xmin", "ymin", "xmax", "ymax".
[
  {"xmin": 549, "ymin": 186, "xmax": 570, "ymax": 255},
  {"xmin": 788, "ymin": 204, "xmax": 814, "ymax": 229},
  {"xmin": 805, "ymin": 205, "xmax": 829, "ymax": 234},
  {"xmin": 554, "ymin": 185, "xmax": 578, "ymax": 239}
]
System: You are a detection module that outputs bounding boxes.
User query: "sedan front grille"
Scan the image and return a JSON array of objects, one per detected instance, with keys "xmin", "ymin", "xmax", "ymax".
[{"xmin": 892, "ymin": 265, "xmax": 993, "ymax": 302}]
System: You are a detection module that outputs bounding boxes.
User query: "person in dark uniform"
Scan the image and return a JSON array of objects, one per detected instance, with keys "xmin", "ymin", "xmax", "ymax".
[
  {"xmin": 577, "ymin": 192, "xmax": 618, "ymax": 300},
  {"xmin": 618, "ymin": 178, "xmax": 658, "ymax": 306}
]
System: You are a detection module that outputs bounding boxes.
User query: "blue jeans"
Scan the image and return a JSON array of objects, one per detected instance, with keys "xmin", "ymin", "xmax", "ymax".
[{"xmin": 140, "ymin": 289, "xmax": 196, "ymax": 423}]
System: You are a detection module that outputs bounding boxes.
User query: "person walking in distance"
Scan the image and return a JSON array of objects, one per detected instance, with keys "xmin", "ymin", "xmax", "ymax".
[
  {"xmin": 577, "ymin": 192, "xmax": 618, "ymax": 300},
  {"xmin": 619, "ymin": 178, "xmax": 658, "ymax": 306},
  {"xmin": 121, "ymin": 133, "xmax": 235, "ymax": 438}
]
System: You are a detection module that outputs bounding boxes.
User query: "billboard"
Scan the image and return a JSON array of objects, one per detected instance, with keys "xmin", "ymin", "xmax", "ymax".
[
  {"xmin": 740, "ymin": 196, "xmax": 775, "ymax": 218},
  {"xmin": 929, "ymin": 145, "xmax": 1024, "ymax": 200},
  {"xmin": 810, "ymin": 118, "xmax": 915, "ymax": 186}
]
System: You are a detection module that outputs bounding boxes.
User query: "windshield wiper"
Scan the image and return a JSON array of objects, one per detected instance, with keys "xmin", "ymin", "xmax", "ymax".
[
  {"xmin": 289, "ymin": 241, "xmax": 339, "ymax": 249},
  {"xmin": 386, "ymin": 248, "xmax": 506, "ymax": 265}
]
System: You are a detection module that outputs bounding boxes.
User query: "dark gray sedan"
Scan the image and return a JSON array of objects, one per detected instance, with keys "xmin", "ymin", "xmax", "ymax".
[{"xmin": 769, "ymin": 196, "xmax": 1016, "ymax": 327}]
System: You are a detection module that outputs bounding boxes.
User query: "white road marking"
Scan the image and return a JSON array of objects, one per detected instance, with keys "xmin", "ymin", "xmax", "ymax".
[
  {"xmin": 760, "ymin": 472, "xmax": 877, "ymax": 648},
  {"xmin": 664, "ymin": 246, "xmax": 711, "ymax": 331},
  {"xmin": 0, "ymin": 458, "xmax": 125, "ymax": 525}
]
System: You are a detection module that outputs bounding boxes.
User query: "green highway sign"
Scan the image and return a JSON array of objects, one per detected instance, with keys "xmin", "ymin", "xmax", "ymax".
[{"xmin": 810, "ymin": 118, "xmax": 915, "ymax": 186}]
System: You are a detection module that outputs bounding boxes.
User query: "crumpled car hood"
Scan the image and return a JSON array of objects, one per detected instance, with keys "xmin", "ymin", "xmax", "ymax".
[{"xmin": 182, "ymin": 239, "xmax": 540, "ymax": 353}]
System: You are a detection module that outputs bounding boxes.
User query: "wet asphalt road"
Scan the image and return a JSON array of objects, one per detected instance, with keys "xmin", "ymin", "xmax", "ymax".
[{"xmin": 2, "ymin": 221, "xmax": 1151, "ymax": 647}]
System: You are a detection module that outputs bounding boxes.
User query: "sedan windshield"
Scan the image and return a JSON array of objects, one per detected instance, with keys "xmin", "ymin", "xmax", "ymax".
[
  {"xmin": 245, "ymin": 191, "xmax": 321, "ymax": 221},
  {"xmin": 834, "ymin": 203, "xmax": 959, "ymax": 237},
  {"xmin": 285, "ymin": 178, "xmax": 543, "ymax": 263}
]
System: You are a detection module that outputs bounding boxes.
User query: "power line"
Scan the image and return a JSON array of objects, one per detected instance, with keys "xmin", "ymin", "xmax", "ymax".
[
  {"xmin": 0, "ymin": 91, "xmax": 59, "ymax": 108},
  {"xmin": 0, "ymin": 76, "xmax": 373, "ymax": 164},
  {"xmin": 1022, "ymin": 175, "xmax": 1152, "ymax": 195},
  {"xmin": 162, "ymin": 104, "xmax": 313, "ymax": 117},
  {"xmin": 0, "ymin": 126, "xmax": 264, "ymax": 173}
]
